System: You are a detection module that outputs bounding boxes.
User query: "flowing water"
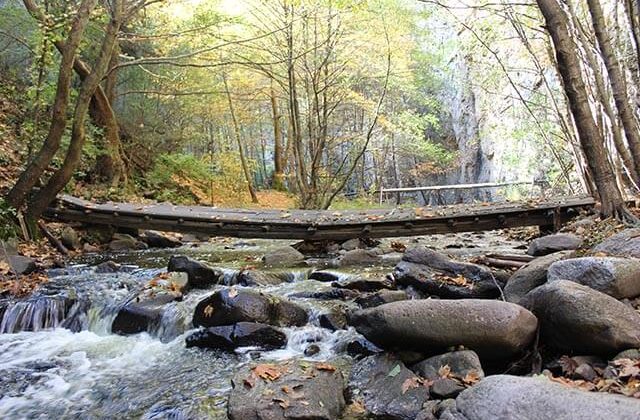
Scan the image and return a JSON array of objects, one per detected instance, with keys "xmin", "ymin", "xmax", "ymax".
[
  {"xmin": 0, "ymin": 233, "xmax": 525, "ymax": 419},
  {"xmin": 0, "ymin": 239, "xmax": 372, "ymax": 419}
]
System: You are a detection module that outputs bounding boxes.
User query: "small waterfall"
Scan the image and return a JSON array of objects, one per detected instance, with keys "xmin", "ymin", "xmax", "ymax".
[{"xmin": 0, "ymin": 296, "xmax": 77, "ymax": 334}]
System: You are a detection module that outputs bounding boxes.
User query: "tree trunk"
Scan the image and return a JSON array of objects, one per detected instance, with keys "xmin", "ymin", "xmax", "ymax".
[
  {"xmin": 587, "ymin": 0, "xmax": 640, "ymax": 178},
  {"xmin": 537, "ymin": 0, "xmax": 629, "ymax": 219},
  {"xmin": 27, "ymin": 1, "xmax": 123, "ymax": 218},
  {"xmin": 6, "ymin": 0, "xmax": 97, "ymax": 209},
  {"xmin": 222, "ymin": 72, "xmax": 259, "ymax": 204},
  {"xmin": 270, "ymin": 80, "xmax": 285, "ymax": 191}
]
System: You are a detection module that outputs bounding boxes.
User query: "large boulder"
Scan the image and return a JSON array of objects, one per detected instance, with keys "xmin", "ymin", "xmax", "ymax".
[
  {"xmin": 193, "ymin": 288, "xmax": 308, "ymax": 328},
  {"xmin": 228, "ymin": 361, "xmax": 345, "ymax": 420},
  {"xmin": 504, "ymin": 251, "xmax": 573, "ymax": 304},
  {"xmin": 262, "ymin": 246, "xmax": 305, "ymax": 268},
  {"xmin": 547, "ymin": 257, "xmax": 640, "ymax": 299},
  {"xmin": 394, "ymin": 247, "xmax": 500, "ymax": 299},
  {"xmin": 185, "ymin": 322, "xmax": 286, "ymax": 350},
  {"xmin": 140, "ymin": 230, "xmax": 182, "ymax": 248},
  {"xmin": 527, "ymin": 233, "xmax": 583, "ymax": 256},
  {"xmin": 348, "ymin": 354, "xmax": 430, "ymax": 420},
  {"xmin": 521, "ymin": 280, "xmax": 640, "ymax": 355},
  {"xmin": 349, "ymin": 299, "xmax": 537, "ymax": 359},
  {"xmin": 448, "ymin": 375, "xmax": 640, "ymax": 419},
  {"xmin": 593, "ymin": 228, "xmax": 640, "ymax": 258},
  {"xmin": 289, "ymin": 288, "xmax": 360, "ymax": 301},
  {"xmin": 412, "ymin": 350, "xmax": 484, "ymax": 381},
  {"xmin": 167, "ymin": 255, "xmax": 224, "ymax": 289}
]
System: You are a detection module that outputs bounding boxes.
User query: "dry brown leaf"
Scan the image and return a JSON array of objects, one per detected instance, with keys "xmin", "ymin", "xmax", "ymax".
[
  {"xmin": 438, "ymin": 364, "xmax": 451, "ymax": 378},
  {"xmin": 316, "ymin": 363, "xmax": 336, "ymax": 372},
  {"xmin": 254, "ymin": 364, "xmax": 283, "ymax": 381},
  {"xmin": 401, "ymin": 377, "xmax": 423, "ymax": 394},
  {"xmin": 203, "ymin": 305, "xmax": 214, "ymax": 317},
  {"xmin": 462, "ymin": 370, "xmax": 481, "ymax": 385}
]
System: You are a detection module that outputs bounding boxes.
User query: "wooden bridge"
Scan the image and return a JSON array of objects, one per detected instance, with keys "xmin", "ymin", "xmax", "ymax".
[{"xmin": 43, "ymin": 195, "xmax": 598, "ymax": 241}]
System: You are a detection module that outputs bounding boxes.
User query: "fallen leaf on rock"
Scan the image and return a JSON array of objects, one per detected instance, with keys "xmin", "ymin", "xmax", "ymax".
[
  {"xmin": 273, "ymin": 397, "xmax": 290, "ymax": 409},
  {"xmin": 243, "ymin": 375, "xmax": 256, "ymax": 389},
  {"xmin": 203, "ymin": 305, "xmax": 214, "ymax": 317},
  {"xmin": 401, "ymin": 377, "xmax": 423, "ymax": 394},
  {"xmin": 228, "ymin": 288, "xmax": 238, "ymax": 298},
  {"xmin": 462, "ymin": 370, "xmax": 481, "ymax": 385},
  {"xmin": 438, "ymin": 364, "xmax": 451, "ymax": 378},
  {"xmin": 316, "ymin": 363, "xmax": 336, "ymax": 372},
  {"xmin": 388, "ymin": 364, "xmax": 401, "ymax": 377},
  {"xmin": 254, "ymin": 364, "xmax": 283, "ymax": 381}
]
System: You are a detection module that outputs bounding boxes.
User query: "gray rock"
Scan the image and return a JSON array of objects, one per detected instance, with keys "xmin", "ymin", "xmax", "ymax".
[
  {"xmin": 108, "ymin": 237, "xmax": 147, "ymax": 251},
  {"xmin": 112, "ymin": 292, "xmax": 181, "ymax": 335},
  {"xmin": 450, "ymin": 375, "xmax": 640, "ymax": 420},
  {"xmin": 613, "ymin": 349, "xmax": 640, "ymax": 360},
  {"xmin": 7, "ymin": 255, "xmax": 36, "ymax": 275},
  {"xmin": 547, "ymin": 257, "xmax": 640, "ymax": 299},
  {"xmin": 412, "ymin": 350, "xmax": 484, "ymax": 381},
  {"xmin": 394, "ymin": 247, "xmax": 500, "ymax": 299},
  {"xmin": 140, "ymin": 230, "xmax": 182, "ymax": 248},
  {"xmin": 289, "ymin": 288, "xmax": 360, "ymax": 301},
  {"xmin": 193, "ymin": 288, "xmax": 308, "ymax": 328},
  {"xmin": 332, "ymin": 277, "xmax": 395, "ymax": 292},
  {"xmin": 349, "ymin": 299, "xmax": 537, "ymax": 359},
  {"xmin": 336, "ymin": 249, "xmax": 381, "ymax": 267},
  {"xmin": 185, "ymin": 322, "xmax": 286, "ymax": 350},
  {"xmin": 355, "ymin": 290, "xmax": 408, "ymax": 309},
  {"xmin": 504, "ymin": 251, "xmax": 573, "ymax": 304},
  {"xmin": 521, "ymin": 280, "xmax": 640, "ymax": 355},
  {"xmin": 236, "ymin": 270, "xmax": 292, "ymax": 286},
  {"xmin": 319, "ymin": 306, "xmax": 348, "ymax": 331},
  {"xmin": 262, "ymin": 246, "xmax": 305, "ymax": 268},
  {"xmin": 341, "ymin": 238, "xmax": 365, "ymax": 251},
  {"xmin": 95, "ymin": 260, "xmax": 121, "ymax": 273},
  {"xmin": 594, "ymin": 228, "xmax": 640, "ymax": 258},
  {"xmin": 60, "ymin": 227, "xmax": 81, "ymax": 250},
  {"xmin": 168, "ymin": 255, "xmax": 224, "ymax": 289},
  {"xmin": 348, "ymin": 354, "xmax": 430, "ymax": 420},
  {"xmin": 431, "ymin": 378, "xmax": 465, "ymax": 399},
  {"xmin": 228, "ymin": 362, "xmax": 345, "ymax": 420},
  {"xmin": 527, "ymin": 233, "xmax": 583, "ymax": 256}
]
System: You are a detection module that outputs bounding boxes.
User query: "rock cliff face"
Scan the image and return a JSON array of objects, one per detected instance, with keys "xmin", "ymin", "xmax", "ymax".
[{"xmin": 418, "ymin": 56, "xmax": 496, "ymax": 205}]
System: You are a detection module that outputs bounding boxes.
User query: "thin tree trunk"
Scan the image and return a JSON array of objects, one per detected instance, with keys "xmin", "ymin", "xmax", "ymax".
[
  {"xmin": 587, "ymin": 0, "xmax": 640, "ymax": 177},
  {"xmin": 270, "ymin": 80, "xmax": 285, "ymax": 191},
  {"xmin": 537, "ymin": 0, "xmax": 630, "ymax": 219},
  {"xmin": 222, "ymin": 72, "xmax": 259, "ymax": 204},
  {"xmin": 6, "ymin": 0, "xmax": 97, "ymax": 209}
]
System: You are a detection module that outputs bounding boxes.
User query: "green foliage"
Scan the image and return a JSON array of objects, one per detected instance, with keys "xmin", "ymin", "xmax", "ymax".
[{"xmin": 0, "ymin": 199, "xmax": 19, "ymax": 241}]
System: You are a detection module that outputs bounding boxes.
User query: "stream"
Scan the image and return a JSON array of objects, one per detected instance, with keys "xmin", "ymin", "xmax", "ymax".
[{"xmin": 0, "ymin": 232, "xmax": 526, "ymax": 419}]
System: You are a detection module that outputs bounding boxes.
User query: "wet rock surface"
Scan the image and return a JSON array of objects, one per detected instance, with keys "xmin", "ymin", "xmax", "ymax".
[
  {"xmin": 228, "ymin": 361, "xmax": 346, "ymax": 420},
  {"xmin": 185, "ymin": 322, "xmax": 286, "ymax": 350},
  {"xmin": 167, "ymin": 255, "xmax": 224, "ymax": 289},
  {"xmin": 140, "ymin": 230, "xmax": 182, "ymax": 248},
  {"xmin": 348, "ymin": 353, "xmax": 430, "ymax": 420},
  {"xmin": 262, "ymin": 246, "xmax": 305, "ymax": 268},
  {"xmin": 349, "ymin": 299, "xmax": 538, "ymax": 359},
  {"xmin": 521, "ymin": 280, "xmax": 640, "ymax": 355},
  {"xmin": 193, "ymin": 288, "xmax": 308, "ymax": 328}
]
